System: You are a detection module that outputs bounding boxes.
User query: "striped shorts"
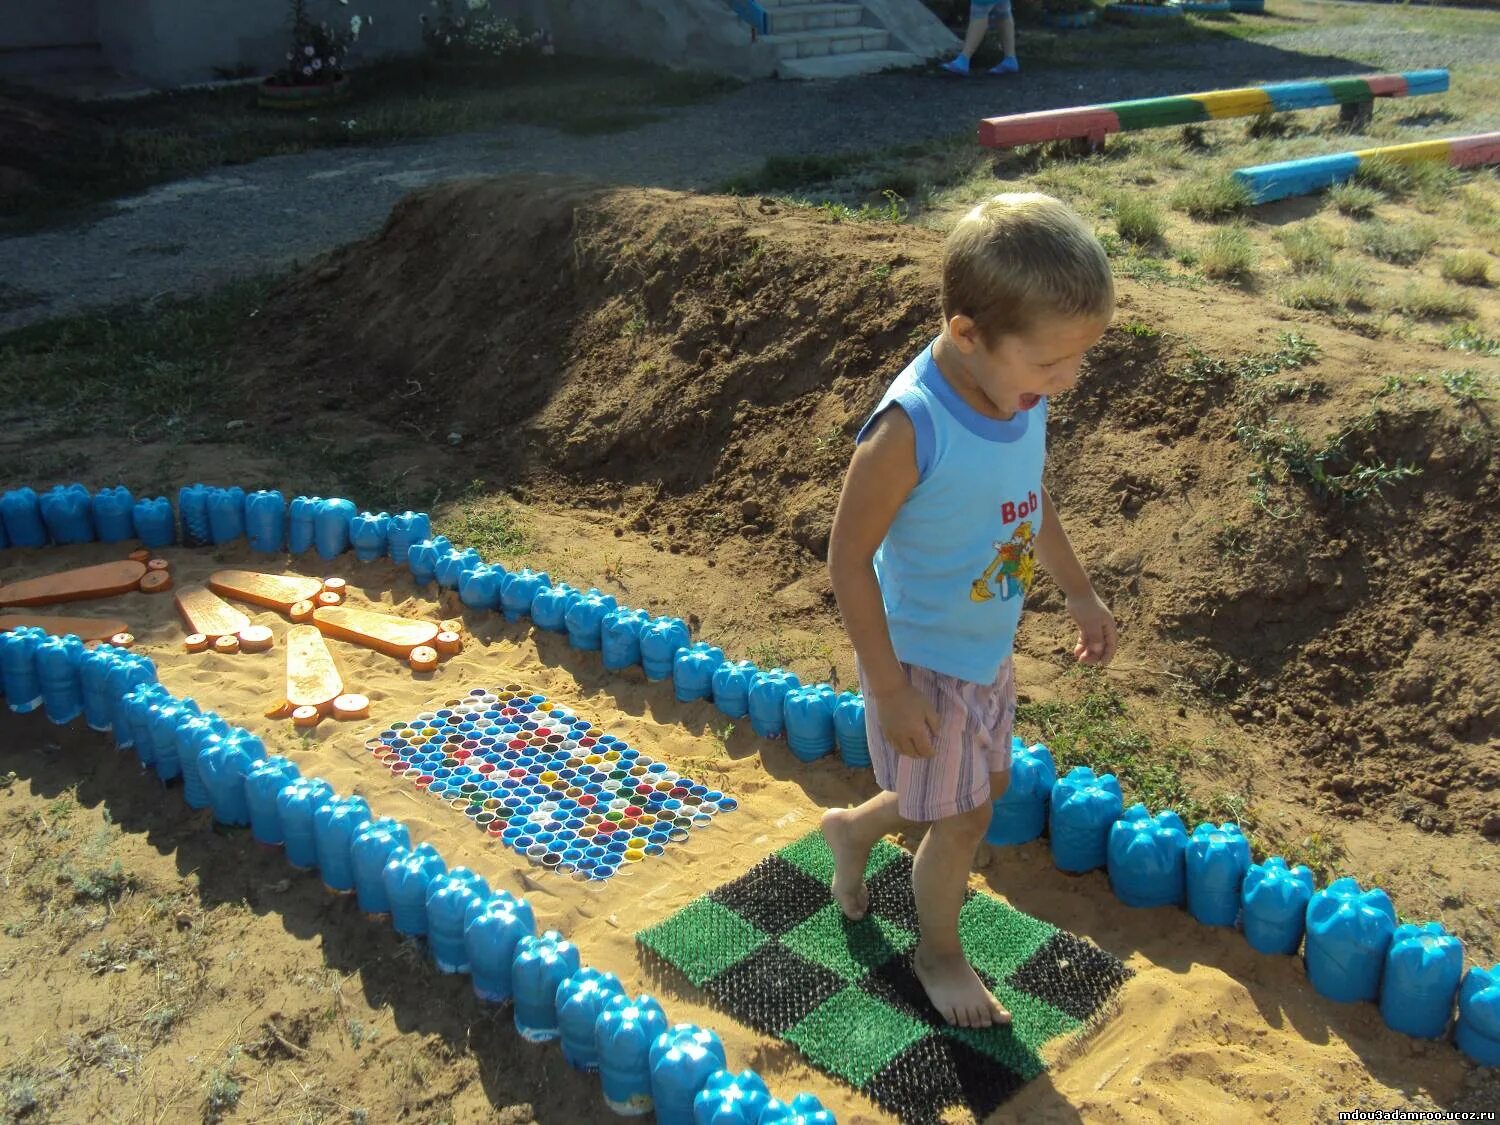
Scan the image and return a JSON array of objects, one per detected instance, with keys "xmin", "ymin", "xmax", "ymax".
[{"xmin": 859, "ymin": 658, "xmax": 1016, "ymax": 822}]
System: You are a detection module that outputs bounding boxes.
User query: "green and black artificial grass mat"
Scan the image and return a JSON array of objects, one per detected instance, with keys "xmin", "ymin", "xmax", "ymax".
[{"xmin": 637, "ymin": 830, "xmax": 1132, "ymax": 1124}]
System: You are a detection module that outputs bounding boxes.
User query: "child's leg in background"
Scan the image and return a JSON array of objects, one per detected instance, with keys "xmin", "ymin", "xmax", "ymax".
[{"xmin": 942, "ymin": 1, "xmax": 999, "ymax": 73}]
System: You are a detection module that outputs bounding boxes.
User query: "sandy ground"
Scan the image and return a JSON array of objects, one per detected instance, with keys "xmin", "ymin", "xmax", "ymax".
[{"xmin": 0, "ymin": 535, "xmax": 1476, "ymax": 1123}]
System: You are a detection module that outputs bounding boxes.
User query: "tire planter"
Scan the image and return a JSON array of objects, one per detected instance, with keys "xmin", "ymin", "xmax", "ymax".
[
  {"xmin": 1227, "ymin": 0, "xmax": 1265, "ymax": 10},
  {"xmin": 1105, "ymin": 1, "xmax": 1186, "ymax": 16},
  {"xmin": 1181, "ymin": 0, "xmax": 1232, "ymax": 10},
  {"xmin": 1042, "ymin": 8, "xmax": 1100, "ymax": 26},
  {"xmin": 257, "ymin": 74, "xmax": 352, "ymax": 110}
]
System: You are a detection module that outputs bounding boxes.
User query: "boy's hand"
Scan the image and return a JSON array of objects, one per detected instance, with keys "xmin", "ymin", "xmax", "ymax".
[
  {"xmin": 873, "ymin": 682, "xmax": 941, "ymax": 759},
  {"xmin": 1066, "ymin": 591, "xmax": 1117, "ymax": 665}
]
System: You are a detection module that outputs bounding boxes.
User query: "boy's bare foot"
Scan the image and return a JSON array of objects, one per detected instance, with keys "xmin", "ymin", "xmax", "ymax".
[
  {"xmin": 913, "ymin": 943, "xmax": 1012, "ymax": 1029},
  {"xmin": 822, "ymin": 808, "xmax": 870, "ymax": 921}
]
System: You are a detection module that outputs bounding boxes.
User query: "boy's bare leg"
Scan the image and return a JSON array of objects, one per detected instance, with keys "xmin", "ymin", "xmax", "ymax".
[
  {"xmin": 911, "ymin": 797, "xmax": 1011, "ymax": 1028},
  {"xmin": 999, "ymin": 14, "xmax": 1015, "ymax": 58},
  {"xmin": 958, "ymin": 11, "xmax": 990, "ymax": 61},
  {"xmin": 823, "ymin": 792, "xmax": 907, "ymax": 921}
]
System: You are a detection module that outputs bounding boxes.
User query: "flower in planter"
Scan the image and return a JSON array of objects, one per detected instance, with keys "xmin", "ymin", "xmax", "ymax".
[{"xmin": 272, "ymin": 0, "xmax": 365, "ymax": 87}]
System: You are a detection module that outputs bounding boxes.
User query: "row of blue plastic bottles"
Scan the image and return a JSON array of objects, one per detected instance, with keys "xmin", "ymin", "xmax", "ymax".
[
  {"xmin": 0, "ymin": 482, "xmax": 874, "ymax": 772},
  {"xmin": 986, "ymin": 742, "xmax": 1496, "ymax": 1058},
  {"xmin": 3, "ymin": 629, "xmax": 836, "ymax": 1124}
]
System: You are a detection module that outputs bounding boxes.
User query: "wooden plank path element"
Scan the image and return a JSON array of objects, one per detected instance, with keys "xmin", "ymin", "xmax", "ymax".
[
  {"xmin": 311, "ymin": 605, "xmax": 439, "ymax": 660},
  {"xmin": 285, "ymin": 625, "xmax": 344, "ymax": 712},
  {"xmin": 0, "ymin": 615, "xmax": 129, "ymax": 641},
  {"xmin": 977, "ymin": 70, "xmax": 1449, "ymax": 150},
  {"xmin": 1233, "ymin": 131, "xmax": 1500, "ymax": 204},
  {"xmin": 0, "ymin": 561, "xmax": 147, "ymax": 607},
  {"xmin": 210, "ymin": 570, "xmax": 326, "ymax": 613},
  {"xmin": 174, "ymin": 584, "xmax": 252, "ymax": 640}
]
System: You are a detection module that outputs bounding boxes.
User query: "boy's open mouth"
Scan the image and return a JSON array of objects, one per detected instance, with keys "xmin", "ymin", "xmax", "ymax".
[{"xmin": 1019, "ymin": 393, "xmax": 1042, "ymax": 410}]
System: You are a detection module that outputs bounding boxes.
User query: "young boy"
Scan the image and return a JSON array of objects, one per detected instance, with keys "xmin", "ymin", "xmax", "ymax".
[
  {"xmin": 824, "ymin": 193, "xmax": 1117, "ymax": 1029},
  {"xmin": 941, "ymin": 0, "xmax": 1019, "ymax": 77}
]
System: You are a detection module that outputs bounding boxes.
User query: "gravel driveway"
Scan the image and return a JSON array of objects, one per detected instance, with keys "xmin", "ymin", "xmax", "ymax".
[{"xmin": 2, "ymin": 18, "xmax": 1495, "ymax": 334}]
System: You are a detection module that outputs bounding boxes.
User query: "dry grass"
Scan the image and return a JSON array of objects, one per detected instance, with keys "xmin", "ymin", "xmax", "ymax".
[{"xmin": 1440, "ymin": 251, "xmax": 1493, "ymax": 287}]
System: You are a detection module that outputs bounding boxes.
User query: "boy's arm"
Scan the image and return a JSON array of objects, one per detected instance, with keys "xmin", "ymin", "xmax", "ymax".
[
  {"xmin": 828, "ymin": 409, "xmax": 939, "ymax": 757},
  {"xmin": 1034, "ymin": 485, "xmax": 1118, "ymax": 664}
]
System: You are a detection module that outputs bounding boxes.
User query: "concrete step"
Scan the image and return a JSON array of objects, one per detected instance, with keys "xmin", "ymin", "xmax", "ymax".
[
  {"xmin": 764, "ymin": 2, "xmax": 864, "ymax": 32},
  {"xmin": 778, "ymin": 48, "xmax": 923, "ymax": 79},
  {"xmin": 761, "ymin": 26, "xmax": 890, "ymax": 60}
]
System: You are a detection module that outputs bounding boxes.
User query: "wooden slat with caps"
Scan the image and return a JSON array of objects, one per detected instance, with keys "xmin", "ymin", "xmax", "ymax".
[
  {"xmin": 174, "ymin": 584, "xmax": 252, "ymax": 640},
  {"xmin": 210, "ymin": 570, "xmax": 326, "ymax": 612},
  {"xmin": 312, "ymin": 605, "xmax": 439, "ymax": 659},
  {"xmin": 285, "ymin": 625, "xmax": 344, "ymax": 711},
  {"xmin": 0, "ymin": 615, "xmax": 130, "ymax": 641},
  {"xmin": 0, "ymin": 561, "xmax": 147, "ymax": 607}
]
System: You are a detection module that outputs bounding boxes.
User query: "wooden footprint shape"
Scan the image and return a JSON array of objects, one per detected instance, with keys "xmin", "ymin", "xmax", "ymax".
[
  {"xmin": 210, "ymin": 570, "xmax": 326, "ymax": 613},
  {"xmin": 286, "ymin": 625, "xmax": 344, "ymax": 712},
  {"xmin": 0, "ymin": 561, "xmax": 147, "ymax": 607},
  {"xmin": 0, "ymin": 615, "xmax": 130, "ymax": 641},
  {"xmin": 312, "ymin": 605, "xmax": 438, "ymax": 660},
  {"xmin": 175, "ymin": 584, "xmax": 252, "ymax": 640}
]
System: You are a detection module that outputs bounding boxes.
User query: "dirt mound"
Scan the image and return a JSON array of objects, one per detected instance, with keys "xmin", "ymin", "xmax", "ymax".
[{"xmin": 235, "ymin": 175, "xmax": 1499, "ymax": 836}]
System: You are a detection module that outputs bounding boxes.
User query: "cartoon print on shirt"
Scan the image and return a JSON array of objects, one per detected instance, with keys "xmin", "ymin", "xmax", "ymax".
[{"xmin": 970, "ymin": 520, "xmax": 1036, "ymax": 603}]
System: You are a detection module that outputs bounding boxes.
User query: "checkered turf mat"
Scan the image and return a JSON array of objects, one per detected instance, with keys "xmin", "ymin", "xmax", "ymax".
[{"xmin": 637, "ymin": 830, "xmax": 1132, "ymax": 1124}]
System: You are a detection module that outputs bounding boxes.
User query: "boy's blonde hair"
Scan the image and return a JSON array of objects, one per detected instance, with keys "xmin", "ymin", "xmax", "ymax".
[{"xmin": 942, "ymin": 192, "xmax": 1113, "ymax": 343}]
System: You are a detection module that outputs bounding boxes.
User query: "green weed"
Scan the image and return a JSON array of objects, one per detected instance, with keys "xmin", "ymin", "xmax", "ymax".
[
  {"xmin": 1169, "ymin": 174, "xmax": 1251, "ymax": 220},
  {"xmin": 1439, "ymin": 368, "xmax": 1494, "ymax": 405},
  {"xmin": 1278, "ymin": 259, "xmax": 1370, "ymax": 312},
  {"xmin": 1275, "ymin": 223, "xmax": 1339, "ymax": 274},
  {"xmin": 437, "ymin": 482, "xmax": 531, "ymax": 558},
  {"xmin": 1354, "ymin": 220, "xmax": 1436, "ymax": 265},
  {"xmin": 1199, "ymin": 226, "xmax": 1257, "ymax": 281},
  {"xmin": 1112, "ymin": 194, "xmax": 1164, "ymax": 245},
  {"xmin": 1439, "ymin": 250, "xmax": 1492, "ymax": 286},
  {"xmin": 1326, "ymin": 181, "xmax": 1382, "ymax": 218},
  {"xmin": 1383, "ymin": 282, "xmax": 1477, "ymax": 321},
  {"xmin": 1444, "ymin": 323, "xmax": 1500, "ymax": 356}
]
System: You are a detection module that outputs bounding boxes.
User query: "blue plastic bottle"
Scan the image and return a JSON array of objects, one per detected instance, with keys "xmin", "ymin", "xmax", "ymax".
[
  {"xmin": 459, "ymin": 564, "xmax": 505, "ymax": 611},
  {"xmin": 748, "ymin": 669, "xmax": 801, "ymax": 740},
  {"xmin": 245, "ymin": 756, "xmax": 302, "ymax": 847},
  {"xmin": 513, "ymin": 931, "xmax": 580, "ymax": 1042},
  {"xmin": 1185, "ymin": 822, "xmax": 1251, "ymax": 927},
  {"xmin": 178, "ymin": 483, "xmax": 212, "ymax": 547},
  {"xmin": 407, "ymin": 535, "xmax": 453, "ymax": 586},
  {"xmin": 1457, "ymin": 966, "xmax": 1500, "ymax": 1066},
  {"xmin": 121, "ymin": 683, "xmax": 167, "ymax": 768},
  {"xmin": 131, "ymin": 496, "xmax": 175, "ymax": 548},
  {"xmin": 0, "ymin": 488, "xmax": 47, "ymax": 547},
  {"xmin": 176, "ymin": 713, "xmax": 225, "ymax": 809},
  {"xmin": 711, "ymin": 661, "xmax": 758, "ymax": 720},
  {"xmin": 1107, "ymin": 805, "xmax": 1188, "ymax": 909},
  {"xmin": 1240, "ymin": 857, "xmax": 1315, "ymax": 955},
  {"xmin": 566, "ymin": 591, "xmax": 619, "ymax": 651},
  {"xmin": 673, "ymin": 642, "xmax": 725, "ymax": 704},
  {"xmin": 1304, "ymin": 877, "xmax": 1397, "ymax": 1003},
  {"xmin": 314, "ymin": 497, "xmax": 356, "ymax": 560},
  {"xmin": 245, "ymin": 489, "xmax": 287, "ymax": 553},
  {"xmin": 314, "ymin": 794, "xmax": 372, "ymax": 893},
  {"xmin": 500, "ymin": 568, "xmax": 549, "ymax": 622},
  {"xmin": 435, "ymin": 546, "xmax": 483, "ymax": 590},
  {"xmin": 426, "ymin": 872, "xmax": 485, "ymax": 973},
  {"xmin": 36, "ymin": 634, "xmax": 86, "ymax": 725},
  {"xmin": 649, "ymin": 1024, "xmax": 727, "ymax": 1125},
  {"xmin": 288, "ymin": 496, "xmax": 323, "ymax": 554},
  {"xmin": 349, "ymin": 511, "xmax": 390, "ymax": 562},
  {"xmin": 207, "ymin": 486, "xmax": 246, "ymax": 545},
  {"xmin": 1379, "ymin": 921, "xmax": 1462, "ymax": 1038},
  {"xmin": 0, "ymin": 516, "xmax": 8, "ymax": 550},
  {"xmin": 833, "ymin": 692, "xmax": 868, "ymax": 768},
  {"xmin": 92, "ymin": 486, "xmax": 135, "ymax": 543},
  {"xmin": 596, "ymin": 993, "xmax": 669, "ymax": 1116},
  {"xmin": 757, "ymin": 1093, "xmax": 836, "ymax": 1124},
  {"xmin": 386, "ymin": 511, "xmax": 431, "ymax": 563},
  {"xmin": 531, "ymin": 582, "xmax": 582, "ymax": 633},
  {"xmin": 784, "ymin": 684, "xmax": 837, "ymax": 761},
  {"xmin": 986, "ymin": 740, "xmax": 1056, "ymax": 846},
  {"xmin": 1048, "ymin": 766, "xmax": 1123, "ymax": 874},
  {"xmin": 39, "ymin": 484, "xmax": 94, "ymax": 544},
  {"xmin": 466, "ymin": 898, "xmax": 537, "ymax": 1002},
  {"xmin": 351, "ymin": 818, "xmax": 411, "ymax": 916},
  {"xmin": 602, "ymin": 608, "xmax": 651, "ymax": 671},
  {"xmin": 146, "ymin": 695, "xmax": 194, "ymax": 782},
  {"xmin": 79, "ymin": 643, "xmax": 123, "ymax": 732},
  {"xmin": 384, "ymin": 842, "xmax": 447, "ymax": 936},
  {"xmin": 103, "ymin": 654, "xmax": 154, "ymax": 746},
  {"xmin": 639, "ymin": 617, "xmax": 691, "ymax": 682},
  {"xmin": 277, "ymin": 777, "xmax": 336, "ymax": 870},
  {"xmin": 693, "ymin": 1069, "xmax": 772, "ymax": 1125},
  {"xmin": 557, "ymin": 967, "xmax": 626, "ymax": 1071},
  {"xmin": 205, "ymin": 729, "xmax": 265, "ymax": 826}
]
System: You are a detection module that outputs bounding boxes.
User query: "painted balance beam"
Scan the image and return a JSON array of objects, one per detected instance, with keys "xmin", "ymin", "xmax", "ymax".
[
  {"xmin": 1233, "ymin": 131, "xmax": 1500, "ymax": 204},
  {"xmin": 978, "ymin": 69, "xmax": 1449, "ymax": 149}
]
